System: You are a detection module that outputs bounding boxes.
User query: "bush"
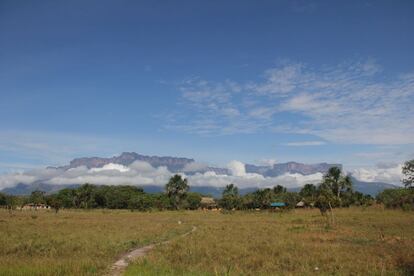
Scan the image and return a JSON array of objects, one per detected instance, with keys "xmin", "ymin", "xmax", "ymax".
[
  {"xmin": 184, "ymin": 193, "xmax": 202, "ymax": 210},
  {"xmin": 377, "ymin": 188, "xmax": 414, "ymax": 210}
]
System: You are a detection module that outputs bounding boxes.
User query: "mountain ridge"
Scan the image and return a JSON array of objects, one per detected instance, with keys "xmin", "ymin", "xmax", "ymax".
[
  {"xmin": 52, "ymin": 151, "xmax": 341, "ymax": 177},
  {"xmin": 1, "ymin": 152, "xmax": 399, "ymax": 196}
]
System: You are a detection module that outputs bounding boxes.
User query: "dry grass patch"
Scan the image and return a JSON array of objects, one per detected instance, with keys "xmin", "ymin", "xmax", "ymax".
[
  {"xmin": 126, "ymin": 208, "xmax": 414, "ymax": 275},
  {"xmin": 0, "ymin": 209, "xmax": 190, "ymax": 276}
]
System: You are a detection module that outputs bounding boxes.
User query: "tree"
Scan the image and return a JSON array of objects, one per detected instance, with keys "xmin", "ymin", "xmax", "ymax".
[
  {"xmin": 300, "ymin": 184, "xmax": 318, "ymax": 206},
  {"xmin": 153, "ymin": 193, "xmax": 172, "ymax": 210},
  {"xmin": 75, "ymin": 184, "xmax": 96, "ymax": 209},
  {"xmin": 377, "ymin": 188, "xmax": 414, "ymax": 210},
  {"xmin": 223, "ymin": 184, "xmax": 239, "ymax": 197},
  {"xmin": 252, "ymin": 188, "xmax": 273, "ymax": 209},
  {"xmin": 273, "ymin": 185, "xmax": 287, "ymax": 194},
  {"xmin": 322, "ymin": 167, "xmax": 353, "ymax": 204},
  {"xmin": 165, "ymin": 174, "xmax": 189, "ymax": 210},
  {"xmin": 105, "ymin": 185, "xmax": 144, "ymax": 209},
  {"xmin": 0, "ymin": 192, "xmax": 6, "ymax": 206},
  {"xmin": 220, "ymin": 184, "xmax": 241, "ymax": 210},
  {"xmin": 402, "ymin": 160, "xmax": 414, "ymax": 188},
  {"xmin": 128, "ymin": 194, "xmax": 152, "ymax": 212},
  {"xmin": 29, "ymin": 190, "xmax": 46, "ymax": 207},
  {"xmin": 4, "ymin": 195, "xmax": 18, "ymax": 213},
  {"xmin": 46, "ymin": 194, "xmax": 62, "ymax": 213},
  {"xmin": 315, "ymin": 186, "xmax": 337, "ymax": 217},
  {"xmin": 55, "ymin": 188, "xmax": 77, "ymax": 208},
  {"xmin": 300, "ymin": 184, "xmax": 317, "ymax": 198},
  {"xmin": 184, "ymin": 193, "xmax": 202, "ymax": 210}
]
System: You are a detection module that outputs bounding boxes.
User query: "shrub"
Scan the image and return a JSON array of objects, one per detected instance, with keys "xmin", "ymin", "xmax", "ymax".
[{"xmin": 377, "ymin": 188, "xmax": 414, "ymax": 210}]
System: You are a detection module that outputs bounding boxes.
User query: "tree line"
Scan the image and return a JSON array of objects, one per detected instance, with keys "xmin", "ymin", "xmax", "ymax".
[{"xmin": 218, "ymin": 166, "xmax": 374, "ymax": 213}]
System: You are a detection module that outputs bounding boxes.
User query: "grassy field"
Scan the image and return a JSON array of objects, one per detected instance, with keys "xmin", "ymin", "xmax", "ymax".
[
  {"xmin": 1, "ymin": 207, "xmax": 414, "ymax": 275},
  {"xmin": 0, "ymin": 209, "xmax": 189, "ymax": 276}
]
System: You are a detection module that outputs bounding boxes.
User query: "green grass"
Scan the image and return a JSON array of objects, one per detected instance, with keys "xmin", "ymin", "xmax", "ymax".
[{"xmin": 1, "ymin": 207, "xmax": 413, "ymax": 275}]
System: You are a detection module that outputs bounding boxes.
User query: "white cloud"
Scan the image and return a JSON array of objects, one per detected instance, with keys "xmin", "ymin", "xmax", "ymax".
[
  {"xmin": 187, "ymin": 171, "xmax": 323, "ymax": 189},
  {"xmin": 170, "ymin": 60, "xmax": 414, "ymax": 145},
  {"xmin": 0, "ymin": 173, "xmax": 38, "ymax": 189},
  {"xmin": 0, "ymin": 160, "xmax": 325, "ymax": 190},
  {"xmin": 351, "ymin": 164, "xmax": 403, "ymax": 185},
  {"xmin": 90, "ymin": 163, "xmax": 130, "ymax": 173},
  {"xmin": 254, "ymin": 64, "xmax": 303, "ymax": 95},
  {"xmin": 227, "ymin": 160, "xmax": 246, "ymax": 176}
]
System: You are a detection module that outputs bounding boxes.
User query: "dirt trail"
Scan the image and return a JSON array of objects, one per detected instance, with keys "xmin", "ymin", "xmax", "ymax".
[{"xmin": 109, "ymin": 226, "xmax": 197, "ymax": 276}]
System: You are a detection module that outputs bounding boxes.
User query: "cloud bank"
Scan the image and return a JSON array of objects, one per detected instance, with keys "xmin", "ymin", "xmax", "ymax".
[
  {"xmin": 0, "ymin": 160, "xmax": 325, "ymax": 190},
  {"xmin": 351, "ymin": 164, "xmax": 403, "ymax": 185},
  {"xmin": 0, "ymin": 160, "xmax": 404, "ymax": 191}
]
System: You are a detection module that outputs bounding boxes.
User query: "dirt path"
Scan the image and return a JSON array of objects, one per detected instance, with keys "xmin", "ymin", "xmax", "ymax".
[{"xmin": 109, "ymin": 226, "xmax": 197, "ymax": 276}]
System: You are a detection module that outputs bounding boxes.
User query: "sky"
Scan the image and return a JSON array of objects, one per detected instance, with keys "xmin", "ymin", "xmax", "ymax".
[{"xmin": 1, "ymin": 0, "xmax": 414, "ymax": 186}]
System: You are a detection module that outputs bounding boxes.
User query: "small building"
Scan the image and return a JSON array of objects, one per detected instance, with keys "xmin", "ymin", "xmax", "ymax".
[
  {"xmin": 270, "ymin": 202, "xmax": 287, "ymax": 208},
  {"xmin": 200, "ymin": 197, "xmax": 217, "ymax": 210},
  {"xmin": 296, "ymin": 201, "xmax": 305, "ymax": 208}
]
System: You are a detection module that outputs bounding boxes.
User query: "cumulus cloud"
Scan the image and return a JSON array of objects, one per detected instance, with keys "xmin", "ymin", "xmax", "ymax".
[
  {"xmin": 227, "ymin": 160, "xmax": 246, "ymax": 176},
  {"xmin": 351, "ymin": 164, "xmax": 403, "ymax": 185}
]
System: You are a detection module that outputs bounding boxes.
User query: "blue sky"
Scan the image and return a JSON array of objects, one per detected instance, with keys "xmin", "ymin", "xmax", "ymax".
[{"xmin": 1, "ymin": 0, "xmax": 414, "ymax": 174}]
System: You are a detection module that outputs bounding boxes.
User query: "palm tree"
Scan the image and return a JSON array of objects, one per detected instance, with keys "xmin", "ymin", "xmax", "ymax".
[
  {"xmin": 221, "ymin": 184, "xmax": 241, "ymax": 210},
  {"xmin": 223, "ymin": 184, "xmax": 239, "ymax": 197}
]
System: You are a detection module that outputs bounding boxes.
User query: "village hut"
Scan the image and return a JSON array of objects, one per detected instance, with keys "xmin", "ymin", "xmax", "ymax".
[
  {"xmin": 296, "ymin": 201, "xmax": 305, "ymax": 208},
  {"xmin": 200, "ymin": 197, "xmax": 217, "ymax": 210}
]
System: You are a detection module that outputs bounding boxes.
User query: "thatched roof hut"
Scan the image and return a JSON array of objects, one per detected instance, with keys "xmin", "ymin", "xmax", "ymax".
[
  {"xmin": 200, "ymin": 197, "xmax": 217, "ymax": 209},
  {"xmin": 296, "ymin": 201, "xmax": 305, "ymax": 208}
]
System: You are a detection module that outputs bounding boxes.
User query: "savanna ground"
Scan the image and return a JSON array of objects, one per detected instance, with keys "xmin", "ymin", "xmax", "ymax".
[{"xmin": 1, "ymin": 207, "xmax": 413, "ymax": 276}]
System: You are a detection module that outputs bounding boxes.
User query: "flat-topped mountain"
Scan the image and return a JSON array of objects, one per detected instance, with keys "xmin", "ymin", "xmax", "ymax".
[
  {"xmin": 55, "ymin": 152, "xmax": 340, "ymax": 177},
  {"xmin": 58, "ymin": 152, "xmax": 195, "ymax": 172}
]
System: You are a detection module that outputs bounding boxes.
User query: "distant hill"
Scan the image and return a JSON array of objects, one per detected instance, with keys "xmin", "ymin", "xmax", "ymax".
[{"xmin": 350, "ymin": 177, "xmax": 399, "ymax": 196}]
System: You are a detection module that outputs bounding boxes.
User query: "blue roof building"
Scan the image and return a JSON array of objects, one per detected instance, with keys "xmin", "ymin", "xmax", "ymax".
[{"xmin": 270, "ymin": 202, "xmax": 286, "ymax": 207}]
